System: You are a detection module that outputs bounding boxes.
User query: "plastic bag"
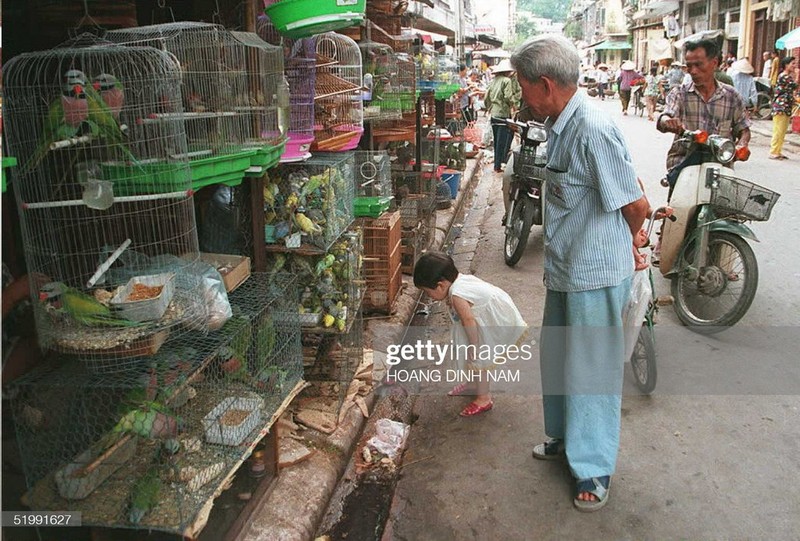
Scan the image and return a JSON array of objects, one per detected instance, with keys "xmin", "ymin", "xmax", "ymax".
[
  {"xmin": 366, "ymin": 418, "xmax": 410, "ymax": 458},
  {"xmin": 622, "ymin": 270, "xmax": 652, "ymax": 361},
  {"xmin": 188, "ymin": 260, "xmax": 232, "ymax": 331}
]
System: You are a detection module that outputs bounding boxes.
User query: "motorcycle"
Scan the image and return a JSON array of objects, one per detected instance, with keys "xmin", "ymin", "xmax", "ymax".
[
  {"xmin": 502, "ymin": 118, "xmax": 547, "ymax": 266},
  {"xmin": 657, "ymin": 130, "xmax": 780, "ymax": 333}
]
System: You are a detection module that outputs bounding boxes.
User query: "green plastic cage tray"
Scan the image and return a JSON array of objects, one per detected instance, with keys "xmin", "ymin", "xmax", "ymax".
[
  {"xmin": 264, "ymin": 0, "xmax": 366, "ymax": 39},
  {"xmin": 354, "ymin": 196, "xmax": 392, "ymax": 218},
  {"xmin": 2, "ymin": 156, "xmax": 18, "ymax": 193}
]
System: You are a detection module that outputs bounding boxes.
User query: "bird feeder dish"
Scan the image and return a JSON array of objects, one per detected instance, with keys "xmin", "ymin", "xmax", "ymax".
[{"xmin": 263, "ymin": 0, "xmax": 366, "ymax": 40}]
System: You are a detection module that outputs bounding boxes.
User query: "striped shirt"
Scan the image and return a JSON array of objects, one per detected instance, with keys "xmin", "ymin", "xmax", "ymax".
[
  {"xmin": 661, "ymin": 81, "xmax": 750, "ymax": 170},
  {"xmin": 543, "ymin": 92, "xmax": 642, "ymax": 292}
]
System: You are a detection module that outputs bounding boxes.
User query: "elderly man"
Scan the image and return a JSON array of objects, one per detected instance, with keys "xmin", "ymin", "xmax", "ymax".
[{"xmin": 510, "ymin": 35, "xmax": 649, "ymax": 512}]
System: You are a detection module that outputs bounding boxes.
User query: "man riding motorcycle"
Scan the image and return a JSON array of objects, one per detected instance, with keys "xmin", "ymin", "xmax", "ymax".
[{"xmin": 656, "ymin": 38, "xmax": 751, "ymax": 195}]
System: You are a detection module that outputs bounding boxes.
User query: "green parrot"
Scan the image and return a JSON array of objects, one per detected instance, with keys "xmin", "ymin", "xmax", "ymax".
[
  {"xmin": 84, "ymin": 82, "xmax": 140, "ymax": 165},
  {"xmin": 129, "ymin": 466, "xmax": 161, "ymax": 524},
  {"xmin": 315, "ymin": 254, "xmax": 336, "ymax": 276},
  {"xmin": 38, "ymin": 282, "xmax": 141, "ymax": 327}
]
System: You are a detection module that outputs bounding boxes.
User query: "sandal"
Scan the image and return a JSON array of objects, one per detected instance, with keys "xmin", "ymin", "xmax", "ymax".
[
  {"xmin": 574, "ymin": 476, "xmax": 611, "ymax": 512},
  {"xmin": 532, "ymin": 439, "xmax": 565, "ymax": 460},
  {"xmin": 447, "ymin": 383, "xmax": 473, "ymax": 397},
  {"xmin": 459, "ymin": 401, "xmax": 493, "ymax": 417}
]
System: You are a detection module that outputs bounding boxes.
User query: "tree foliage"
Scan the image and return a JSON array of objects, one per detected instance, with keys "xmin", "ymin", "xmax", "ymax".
[{"xmin": 517, "ymin": 0, "xmax": 572, "ymax": 22}]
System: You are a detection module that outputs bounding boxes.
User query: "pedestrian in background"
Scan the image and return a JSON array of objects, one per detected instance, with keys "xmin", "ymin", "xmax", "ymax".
[
  {"xmin": 413, "ymin": 252, "xmax": 527, "ymax": 417},
  {"xmin": 484, "ymin": 59, "xmax": 521, "ymax": 173},
  {"xmin": 731, "ymin": 58, "xmax": 758, "ymax": 109},
  {"xmin": 596, "ymin": 63, "xmax": 610, "ymax": 100},
  {"xmin": 770, "ymin": 51, "xmax": 781, "ymax": 86},
  {"xmin": 644, "ymin": 66, "xmax": 664, "ymax": 121},
  {"xmin": 769, "ymin": 56, "xmax": 798, "ymax": 160},
  {"xmin": 617, "ymin": 60, "xmax": 641, "ymax": 115},
  {"xmin": 666, "ymin": 61, "xmax": 684, "ymax": 89},
  {"xmin": 761, "ymin": 51, "xmax": 773, "ymax": 79},
  {"xmin": 511, "ymin": 34, "xmax": 649, "ymax": 512},
  {"xmin": 457, "ymin": 64, "xmax": 475, "ymax": 124}
]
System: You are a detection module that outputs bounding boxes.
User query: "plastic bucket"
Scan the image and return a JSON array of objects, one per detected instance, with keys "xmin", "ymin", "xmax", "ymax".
[{"xmin": 441, "ymin": 171, "xmax": 461, "ymax": 199}]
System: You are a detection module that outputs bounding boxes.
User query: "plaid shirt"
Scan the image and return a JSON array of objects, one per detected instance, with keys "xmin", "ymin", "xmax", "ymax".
[{"xmin": 661, "ymin": 81, "xmax": 750, "ymax": 170}]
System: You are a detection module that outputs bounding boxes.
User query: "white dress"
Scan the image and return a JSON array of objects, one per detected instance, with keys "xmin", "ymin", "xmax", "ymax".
[{"xmin": 448, "ymin": 274, "xmax": 528, "ymax": 369}]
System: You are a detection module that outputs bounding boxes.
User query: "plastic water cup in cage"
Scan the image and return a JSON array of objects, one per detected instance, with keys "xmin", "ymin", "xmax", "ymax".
[
  {"xmin": 285, "ymin": 232, "xmax": 302, "ymax": 248},
  {"xmin": 83, "ymin": 179, "xmax": 115, "ymax": 211}
]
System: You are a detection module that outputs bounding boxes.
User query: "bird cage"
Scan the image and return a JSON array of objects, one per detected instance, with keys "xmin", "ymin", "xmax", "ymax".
[
  {"xmin": 415, "ymin": 47, "xmax": 438, "ymax": 94},
  {"xmin": 9, "ymin": 272, "xmax": 302, "ymax": 534},
  {"xmin": 228, "ymin": 31, "xmax": 288, "ymax": 172},
  {"xmin": 395, "ymin": 52, "xmax": 417, "ymax": 116},
  {"xmin": 263, "ymin": 152, "xmax": 355, "ymax": 251},
  {"xmin": 105, "ymin": 22, "xmax": 273, "ymax": 188},
  {"xmin": 354, "ymin": 150, "xmax": 391, "ymax": 197},
  {"xmin": 256, "ymin": 16, "xmax": 316, "ymax": 163},
  {"xmin": 1, "ymin": 34, "xmax": 208, "ymax": 361},
  {"xmin": 359, "ymin": 41, "xmax": 402, "ymax": 123},
  {"xmin": 435, "ymin": 55, "xmax": 461, "ymax": 99},
  {"xmin": 312, "ymin": 33, "xmax": 364, "ymax": 152}
]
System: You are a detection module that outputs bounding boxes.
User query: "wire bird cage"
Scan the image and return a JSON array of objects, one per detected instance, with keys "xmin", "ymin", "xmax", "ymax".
[
  {"xmin": 395, "ymin": 52, "xmax": 417, "ymax": 116},
  {"xmin": 268, "ymin": 228, "xmax": 364, "ymax": 412},
  {"xmin": 359, "ymin": 41, "xmax": 402, "ymax": 123},
  {"xmin": 263, "ymin": 153, "xmax": 355, "ymax": 251},
  {"xmin": 312, "ymin": 33, "xmax": 364, "ymax": 152},
  {"xmin": 393, "ymin": 169, "xmax": 437, "ymax": 260},
  {"xmin": 354, "ymin": 151, "xmax": 391, "ymax": 197},
  {"xmin": 106, "ymin": 22, "xmax": 283, "ymax": 188},
  {"xmin": 1, "ymin": 34, "xmax": 209, "ymax": 361},
  {"xmin": 9, "ymin": 272, "xmax": 302, "ymax": 534},
  {"xmin": 256, "ymin": 16, "xmax": 316, "ymax": 163}
]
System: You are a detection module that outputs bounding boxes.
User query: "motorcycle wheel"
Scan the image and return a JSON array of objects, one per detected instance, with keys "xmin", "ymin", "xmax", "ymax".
[
  {"xmin": 504, "ymin": 196, "xmax": 535, "ymax": 267},
  {"xmin": 671, "ymin": 231, "xmax": 758, "ymax": 333},
  {"xmin": 635, "ymin": 95, "xmax": 645, "ymax": 117},
  {"xmin": 630, "ymin": 324, "xmax": 657, "ymax": 394}
]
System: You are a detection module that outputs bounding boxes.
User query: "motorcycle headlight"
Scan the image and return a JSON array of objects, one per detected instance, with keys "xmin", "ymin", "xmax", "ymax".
[{"xmin": 709, "ymin": 136, "xmax": 735, "ymax": 163}]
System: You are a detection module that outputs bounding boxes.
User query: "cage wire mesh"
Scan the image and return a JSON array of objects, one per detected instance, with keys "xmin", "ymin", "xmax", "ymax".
[
  {"xmin": 395, "ymin": 52, "xmax": 417, "ymax": 116},
  {"xmin": 9, "ymin": 272, "xmax": 302, "ymax": 533},
  {"xmin": 255, "ymin": 16, "xmax": 316, "ymax": 163},
  {"xmin": 354, "ymin": 150, "xmax": 391, "ymax": 197},
  {"xmin": 1, "ymin": 34, "xmax": 209, "ymax": 361},
  {"xmin": 226, "ymin": 31, "xmax": 287, "ymax": 165},
  {"xmin": 106, "ymin": 22, "xmax": 279, "ymax": 186},
  {"xmin": 312, "ymin": 33, "xmax": 364, "ymax": 152},
  {"xmin": 393, "ymin": 170, "xmax": 437, "ymax": 253},
  {"xmin": 263, "ymin": 152, "xmax": 355, "ymax": 251},
  {"xmin": 359, "ymin": 41, "xmax": 402, "ymax": 123},
  {"xmin": 357, "ymin": 210, "xmax": 402, "ymax": 313}
]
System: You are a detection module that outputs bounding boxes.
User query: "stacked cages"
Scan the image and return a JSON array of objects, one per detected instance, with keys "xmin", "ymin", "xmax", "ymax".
[
  {"xmin": 358, "ymin": 41, "xmax": 402, "ymax": 123},
  {"xmin": 9, "ymin": 273, "xmax": 302, "ymax": 533},
  {"xmin": 1, "ymin": 35, "xmax": 208, "ymax": 361},
  {"xmin": 312, "ymin": 33, "xmax": 364, "ymax": 152},
  {"xmin": 106, "ymin": 22, "xmax": 284, "ymax": 188},
  {"xmin": 256, "ymin": 16, "xmax": 316, "ymax": 162},
  {"xmin": 358, "ymin": 210, "xmax": 402, "ymax": 313},
  {"xmin": 263, "ymin": 152, "xmax": 355, "ymax": 251}
]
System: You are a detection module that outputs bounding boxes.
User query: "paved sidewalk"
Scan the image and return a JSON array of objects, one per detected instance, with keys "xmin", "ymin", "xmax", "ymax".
[{"xmin": 748, "ymin": 118, "xmax": 800, "ymax": 149}]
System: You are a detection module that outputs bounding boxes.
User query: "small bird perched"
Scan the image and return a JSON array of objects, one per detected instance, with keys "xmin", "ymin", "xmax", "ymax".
[
  {"xmin": 294, "ymin": 211, "xmax": 322, "ymax": 235},
  {"xmin": 92, "ymin": 73, "xmax": 124, "ymax": 120},
  {"xmin": 39, "ymin": 282, "xmax": 140, "ymax": 327}
]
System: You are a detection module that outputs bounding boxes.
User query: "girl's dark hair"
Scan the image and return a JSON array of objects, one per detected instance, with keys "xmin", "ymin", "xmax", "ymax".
[
  {"xmin": 650, "ymin": 67, "xmax": 658, "ymax": 76},
  {"xmin": 413, "ymin": 252, "xmax": 458, "ymax": 289},
  {"xmin": 780, "ymin": 56, "xmax": 795, "ymax": 70}
]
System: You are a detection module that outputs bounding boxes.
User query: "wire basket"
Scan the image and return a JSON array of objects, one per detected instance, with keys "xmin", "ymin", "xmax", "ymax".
[
  {"xmin": 711, "ymin": 173, "xmax": 780, "ymax": 221},
  {"xmin": 513, "ymin": 146, "xmax": 546, "ymax": 179}
]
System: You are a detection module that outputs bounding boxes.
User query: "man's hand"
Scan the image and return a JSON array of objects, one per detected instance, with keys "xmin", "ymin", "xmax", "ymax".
[{"xmin": 658, "ymin": 115, "xmax": 684, "ymax": 134}]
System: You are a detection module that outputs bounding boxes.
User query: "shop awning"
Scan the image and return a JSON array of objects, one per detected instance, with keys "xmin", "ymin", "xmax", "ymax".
[
  {"xmin": 776, "ymin": 26, "xmax": 800, "ymax": 50},
  {"xmin": 632, "ymin": 0, "xmax": 679, "ymax": 20},
  {"xmin": 478, "ymin": 33, "xmax": 504, "ymax": 48},
  {"xmin": 474, "ymin": 48, "xmax": 511, "ymax": 58},
  {"xmin": 591, "ymin": 40, "xmax": 632, "ymax": 50},
  {"xmin": 674, "ymin": 29, "xmax": 724, "ymax": 48}
]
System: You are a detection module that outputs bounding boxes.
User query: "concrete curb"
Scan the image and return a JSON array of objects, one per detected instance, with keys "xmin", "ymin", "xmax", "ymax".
[
  {"xmin": 748, "ymin": 120, "xmax": 800, "ymax": 150},
  {"xmin": 236, "ymin": 153, "xmax": 485, "ymax": 541}
]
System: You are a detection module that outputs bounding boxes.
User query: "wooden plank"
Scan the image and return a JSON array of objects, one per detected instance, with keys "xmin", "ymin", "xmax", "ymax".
[{"xmin": 249, "ymin": 176, "xmax": 267, "ymax": 272}]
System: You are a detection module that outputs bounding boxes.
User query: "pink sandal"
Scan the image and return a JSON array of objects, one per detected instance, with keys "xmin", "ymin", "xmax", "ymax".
[{"xmin": 460, "ymin": 401, "xmax": 493, "ymax": 417}]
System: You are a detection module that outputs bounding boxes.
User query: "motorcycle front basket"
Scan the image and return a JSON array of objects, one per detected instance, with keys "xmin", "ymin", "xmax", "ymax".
[
  {"xmin": 513, "ymin": 147, "xmax": 544, "ymax": 179},
  {"xmin": 710, "ymin": 173, "xmax": 780, "ymax": 221}
]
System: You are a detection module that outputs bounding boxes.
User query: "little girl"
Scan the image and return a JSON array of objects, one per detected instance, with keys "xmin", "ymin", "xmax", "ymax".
[{"xmin": 413, "ymin": 252, "xmax": 527, "ymax": 417}]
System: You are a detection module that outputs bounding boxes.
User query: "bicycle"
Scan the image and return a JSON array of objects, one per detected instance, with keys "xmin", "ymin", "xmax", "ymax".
[{"xmin": 632, "ymin": 85, "xmax": 645, "ymax": 117}]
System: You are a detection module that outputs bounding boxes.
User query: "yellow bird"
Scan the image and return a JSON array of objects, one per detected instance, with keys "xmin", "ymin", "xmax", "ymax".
[{"xmin": 295, "ymin": 212, "xmax": 322, "ymax": 234}]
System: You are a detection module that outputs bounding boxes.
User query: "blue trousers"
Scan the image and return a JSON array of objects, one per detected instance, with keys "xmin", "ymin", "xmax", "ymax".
[
  {"xmin": 491, "ymin": 118, "xmax": 514, "ymax": 172},
  {"xmin": 539, "ymin": 277, "xmax": 631, "ymax": 480}
]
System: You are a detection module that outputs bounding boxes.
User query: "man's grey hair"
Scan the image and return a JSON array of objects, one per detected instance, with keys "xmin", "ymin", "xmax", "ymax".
[{"xmin": 510, "ymin": 35, "xmax": 580, "ymax": 89}]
